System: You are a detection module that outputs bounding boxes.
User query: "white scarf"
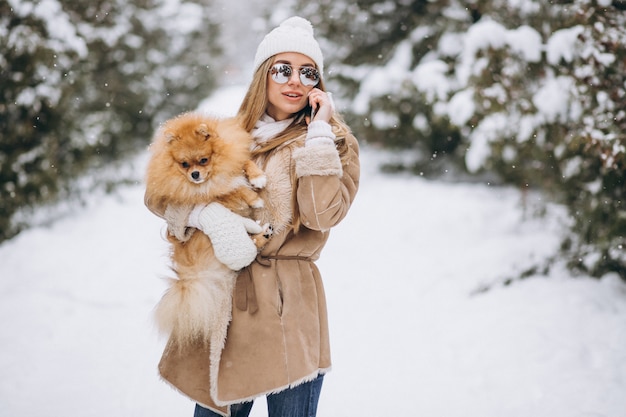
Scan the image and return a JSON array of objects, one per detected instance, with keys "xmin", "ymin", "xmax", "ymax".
[{"xmin": 251, "ymin": 113, "xmax": 293, "ymax": 149}]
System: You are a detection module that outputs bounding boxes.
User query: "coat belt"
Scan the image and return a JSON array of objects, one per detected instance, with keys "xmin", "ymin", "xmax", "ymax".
[{"xmin": 235, "ymin": 254, "xmax": 313, "ymax": 313}]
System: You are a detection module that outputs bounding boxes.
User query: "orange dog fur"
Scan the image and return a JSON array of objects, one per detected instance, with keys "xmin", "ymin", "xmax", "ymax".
[{"xmin": 145, "ymin": 112, "xmax": 268, "ymax": 348}]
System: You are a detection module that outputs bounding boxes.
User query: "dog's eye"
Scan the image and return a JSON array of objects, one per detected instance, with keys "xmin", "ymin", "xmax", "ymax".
[
  {"xmin": 181, "ymin": 161, "xmax": 190, "ymax": 169},
  {"xmin": 199, "ymin": 158, "xmax": 209, "ymax": 166}
]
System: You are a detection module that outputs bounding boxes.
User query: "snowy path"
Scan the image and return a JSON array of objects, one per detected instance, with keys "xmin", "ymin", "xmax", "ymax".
[{"xmin": 1, "ymin": 87, "xmax": 626, "ymax": 417}]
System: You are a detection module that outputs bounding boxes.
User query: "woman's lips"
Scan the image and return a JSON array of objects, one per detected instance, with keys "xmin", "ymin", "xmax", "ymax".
[{"xmin": 283, "ymin": 91, "xmax": 303, "ymax": 101}]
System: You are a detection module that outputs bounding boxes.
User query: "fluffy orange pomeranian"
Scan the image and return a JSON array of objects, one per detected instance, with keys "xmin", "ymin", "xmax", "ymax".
[{"xmin": 145, "ymin": 112, "xmax": 268, "ymax": 348}]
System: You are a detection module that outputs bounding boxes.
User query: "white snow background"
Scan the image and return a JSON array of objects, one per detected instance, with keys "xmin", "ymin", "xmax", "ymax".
[{"xmin": 1, "ymin": 83, "xmax": 626, "ymax": 417}]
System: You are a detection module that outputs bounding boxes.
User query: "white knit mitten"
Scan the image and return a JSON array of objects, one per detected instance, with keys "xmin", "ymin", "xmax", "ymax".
[{"xmin": 190, "ymin": 202, "xmax": 262, "ymax": 270}]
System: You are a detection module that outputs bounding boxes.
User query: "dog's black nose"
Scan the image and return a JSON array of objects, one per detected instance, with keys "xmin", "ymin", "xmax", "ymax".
[{"xmin": 191, "ymin": 171, "xmax": 200, "ymax": 180}]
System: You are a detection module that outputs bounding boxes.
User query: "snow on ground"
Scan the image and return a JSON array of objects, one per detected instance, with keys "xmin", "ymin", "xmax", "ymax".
[{"xmin": 1, "ymin": 86, "xmax": 626, "ymax": 417}]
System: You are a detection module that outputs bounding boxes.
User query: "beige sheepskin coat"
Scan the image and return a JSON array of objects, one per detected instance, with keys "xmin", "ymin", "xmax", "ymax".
[{"xmin": 147, "ymin": 131, "xmax": 360, "ymax": 417}]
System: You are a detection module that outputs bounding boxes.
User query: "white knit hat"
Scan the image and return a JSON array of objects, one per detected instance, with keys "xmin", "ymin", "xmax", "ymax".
[{"xmin": 253, "ymin": 16, "xmax": 324, "ymax": 76}]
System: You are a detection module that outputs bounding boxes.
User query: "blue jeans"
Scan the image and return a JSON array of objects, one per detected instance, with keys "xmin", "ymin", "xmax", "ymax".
[{"xmin": 194, "ymin": 374, "xmax": 324, "ymax": 417}]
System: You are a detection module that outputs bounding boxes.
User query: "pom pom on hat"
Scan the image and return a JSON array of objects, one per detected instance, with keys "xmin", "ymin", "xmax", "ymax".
[{"xmin": 253, "ymin": 16, "xmax": 324, "ymax": 76}]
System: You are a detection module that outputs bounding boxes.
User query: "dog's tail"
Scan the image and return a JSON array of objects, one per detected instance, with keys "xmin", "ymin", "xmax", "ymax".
[{"xmin": 154, "ymin": 265, "xmax": 237, "ymax": 348}]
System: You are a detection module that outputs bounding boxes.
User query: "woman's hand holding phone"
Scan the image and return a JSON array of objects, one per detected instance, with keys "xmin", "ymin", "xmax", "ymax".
[{"xmin": 307, "ymin": 89, "xmax": 333, "ymax": 123}]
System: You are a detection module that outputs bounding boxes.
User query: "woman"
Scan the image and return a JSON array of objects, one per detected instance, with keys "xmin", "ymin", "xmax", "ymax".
[{"xmin": 152, "ymin": 16, "xmax": 360, "ymax": 417}]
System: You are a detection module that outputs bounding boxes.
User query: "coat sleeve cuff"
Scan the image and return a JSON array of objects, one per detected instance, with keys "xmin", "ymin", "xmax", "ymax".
[
  {"xmin": 293, "ymin": 142, "xmax": 343, "ymax": 178},
  {"xmin": 306, "ymin": 120, "xmax": 335, "ymax": 147}
]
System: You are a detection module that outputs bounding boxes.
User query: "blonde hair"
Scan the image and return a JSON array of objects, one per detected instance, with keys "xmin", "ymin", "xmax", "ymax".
[{"xmin": 236, "ymin": 56, "xmax": 353, "ymax": 231}]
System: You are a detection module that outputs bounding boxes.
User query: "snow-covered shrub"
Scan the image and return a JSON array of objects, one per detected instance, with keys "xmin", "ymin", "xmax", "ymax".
[
  {"xmin": 292, "ymin": 0, "xmax": 626, "ymax": 279},
  {"xmin": 551, "ymin": 8, "xmax": 626, "ymax": 278},
  {"xmin": 449, "ymin": 2, "xmax": 626, "ymax": 278},
  {"xmin": 0, "ymin": 0, "xmax": 222, "ymax": 242},
  {"xmin": 301, "ymin": 0, "xmax": 469, "ymax": 174}
]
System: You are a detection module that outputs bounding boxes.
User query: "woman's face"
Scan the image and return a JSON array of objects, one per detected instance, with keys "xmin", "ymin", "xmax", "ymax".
[{"xmin": 266, "ymin": 52, "xmax": 318, "ymax": 121}]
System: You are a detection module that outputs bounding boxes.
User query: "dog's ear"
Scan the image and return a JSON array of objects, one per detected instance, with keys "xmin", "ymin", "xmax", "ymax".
[
  {"xmin": 164, "ymin": 131, "xmax": 177, "ymax": 143},
  {"xmin": 196, "ymin": 123, "xmax": 212, "ymax": 140}
]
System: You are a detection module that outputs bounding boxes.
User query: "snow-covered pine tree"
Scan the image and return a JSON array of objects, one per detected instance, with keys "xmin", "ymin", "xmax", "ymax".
[
  {"xmin": 548, "ymin": 2, "xmax": 626, "ymax": 278},
  {"xmin": 0, "ymin": 0, "xmax": 222, "ymax": 242},
  {"xmin": 290, "ymin": 0, "xmax": 626, "ymax": 279},
  {"xmin": 293, "ymin": 0, "xmax": 471, "ymax": 174},
  {"xmin": 433, "ymin": 0, "xmax": 625, "ymax": 279}
]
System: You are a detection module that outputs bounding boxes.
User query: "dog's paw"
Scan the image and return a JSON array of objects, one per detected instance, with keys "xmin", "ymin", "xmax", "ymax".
[
  {"xmin": 249, "ymin": 175, "xmax": 267, "ymax": 189},
  {"xmin": 262, "ymin": 223, "xmax": 273, "ymax": 239},
  {"xmin": 250, "ymin": 224, "xmax": 273, "ymax": 249}
]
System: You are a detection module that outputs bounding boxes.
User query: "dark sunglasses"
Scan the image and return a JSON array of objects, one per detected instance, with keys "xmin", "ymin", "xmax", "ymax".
[{"xmin": 269, "ymin": 63, "xmax": 320, "ymax": 87}]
